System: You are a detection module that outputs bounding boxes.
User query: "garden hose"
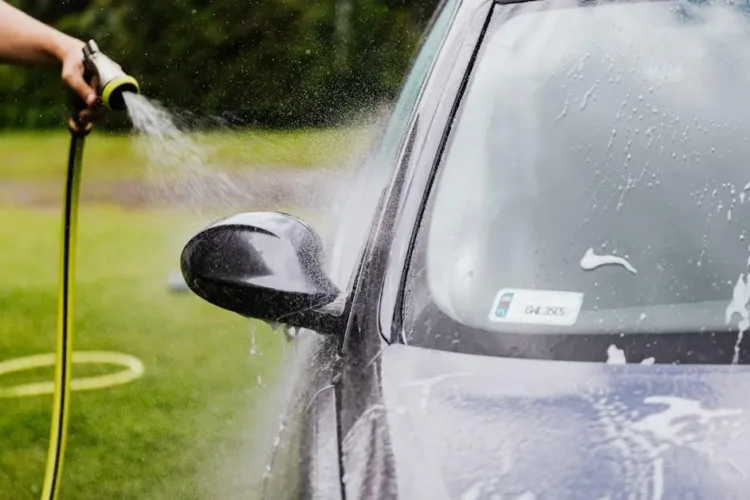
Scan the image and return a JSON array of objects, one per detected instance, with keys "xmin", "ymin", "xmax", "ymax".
[
  {"xmin": 38, "ymin": 40, "xmax": 141, "ymax": 500},
  {"xmin": 40, "ymin": 117, "xmax": 90, "ymax": 500}
]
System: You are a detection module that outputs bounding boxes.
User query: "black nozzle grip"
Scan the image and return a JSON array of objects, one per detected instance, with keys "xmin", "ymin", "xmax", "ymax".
[
  {"xmin": 68, "ymin": 66, "xmax": 95, "ymax": 134},
  {"xmin": 71, "ymin": 92, "xmax": 88, "ymax": 116}
]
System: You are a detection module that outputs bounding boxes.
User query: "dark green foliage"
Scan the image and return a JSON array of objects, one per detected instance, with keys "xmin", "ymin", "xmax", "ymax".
[{"xmin": 0, "ymin": 0, "xmax": 437, "ymax": 129}]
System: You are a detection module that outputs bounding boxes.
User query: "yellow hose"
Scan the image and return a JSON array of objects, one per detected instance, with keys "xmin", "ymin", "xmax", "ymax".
[{"xmin": 40, "ymin": 119, "xmax": 90, "ymax": 500}]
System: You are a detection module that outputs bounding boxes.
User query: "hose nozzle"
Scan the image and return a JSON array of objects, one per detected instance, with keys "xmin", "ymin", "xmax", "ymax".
[{"xmin": 82, "ymin": 40, "xmax": 140, "ymax": 111}]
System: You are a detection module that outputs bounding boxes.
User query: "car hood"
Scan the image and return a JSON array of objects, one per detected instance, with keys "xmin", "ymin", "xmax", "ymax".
[{"xmin": 342, "ymin": 344, "xmax": 750, "ymax": 499}]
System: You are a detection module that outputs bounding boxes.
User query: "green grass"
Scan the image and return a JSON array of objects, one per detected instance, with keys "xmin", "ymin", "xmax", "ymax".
[
  {"xmin": 0, "ymin": 127, "xmax": 375, "ymax": 181},
  {"xmin": 0, "ymin": 205, "xmax": 287, "ymax": 499}
]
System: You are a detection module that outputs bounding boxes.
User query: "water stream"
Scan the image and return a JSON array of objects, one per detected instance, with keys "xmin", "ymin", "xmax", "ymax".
[
  {"xmin": 123, "ymin": 92, "xmax": 247, "ymax": 211},
  {"xmin": 119, "ymin": 90, "xmax": 381, "ymax": 497},
  {"xmin": 121, "ymin": 91, "xmax": 309, "ymax": 497}
]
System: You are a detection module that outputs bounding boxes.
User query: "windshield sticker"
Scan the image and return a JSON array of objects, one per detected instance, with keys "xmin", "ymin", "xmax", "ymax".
[{"xmin": 489, "ymin": 288, "xmax": 583, "ymax": 326}]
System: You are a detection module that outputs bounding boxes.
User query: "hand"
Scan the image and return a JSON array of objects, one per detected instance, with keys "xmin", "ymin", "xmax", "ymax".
[{"xmin": 59, "ymin": 39, "xmax": 104, "ymax": 123}]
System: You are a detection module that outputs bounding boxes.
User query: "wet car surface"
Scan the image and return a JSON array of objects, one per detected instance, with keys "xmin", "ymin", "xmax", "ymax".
[{"xmin": 181, "ymin": 0, "xmax": 750, "ymax": 497}]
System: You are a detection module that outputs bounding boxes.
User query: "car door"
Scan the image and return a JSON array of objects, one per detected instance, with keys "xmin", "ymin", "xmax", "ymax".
[{"xmin": 259, "ymin": 2, "xmax": 466, "ymax": 499}]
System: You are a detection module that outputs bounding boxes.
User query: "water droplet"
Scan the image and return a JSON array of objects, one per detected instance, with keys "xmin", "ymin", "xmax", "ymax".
[
  {"xmin": 249, "ymin": 324, "xmax": 257, "ymax": 355},
  {"xmin": 556, "ymin": 93, "xmax": 571, "ymax": 120},
  {"xmin": 580, "ymin": 84, "xmax": 596, "ymax": 110}
]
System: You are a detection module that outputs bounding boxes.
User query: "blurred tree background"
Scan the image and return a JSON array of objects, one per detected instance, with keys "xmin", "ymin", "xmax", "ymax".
[{"xmin": 0, "ymin": 0, "xmax": 440, "ymax": 129}]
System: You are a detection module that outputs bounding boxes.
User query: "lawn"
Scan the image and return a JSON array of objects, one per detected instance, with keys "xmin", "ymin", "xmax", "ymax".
[
  {"xmin": 0, "ymin": 127, "xmax": 375, "ymax": 182},
  {"xmin": 0, "ymin": 204, "xmax": 289, "ymax": 499},
  {"xmin": 0, "ymin": 123, "xmax": 362, "ymax": 498}
]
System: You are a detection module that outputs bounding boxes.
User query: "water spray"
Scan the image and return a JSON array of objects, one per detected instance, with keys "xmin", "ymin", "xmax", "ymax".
[{"xmin": 42, "ymin": 40, "xmax": 140, "ymax": 500}]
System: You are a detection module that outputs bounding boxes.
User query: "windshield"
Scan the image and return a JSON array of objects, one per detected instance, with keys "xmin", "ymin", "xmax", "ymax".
[{"xmin": 403, "ymin": 0, "xmax": 750, "ymax": 364}]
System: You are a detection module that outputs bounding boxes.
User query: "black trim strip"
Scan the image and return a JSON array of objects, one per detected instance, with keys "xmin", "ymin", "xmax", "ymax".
[
  {"xmin": 334, "ymin": 379, "xmax": 346, "ymax": 500},
  {"xmin": 392, "ymin": 2, "xmax": 497, "ymax": 343}
]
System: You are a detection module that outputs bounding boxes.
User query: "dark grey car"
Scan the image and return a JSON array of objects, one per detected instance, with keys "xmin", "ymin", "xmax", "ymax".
[{"xmin": 182, "ymin": 0, "xmax": 750, "ymax": 497}]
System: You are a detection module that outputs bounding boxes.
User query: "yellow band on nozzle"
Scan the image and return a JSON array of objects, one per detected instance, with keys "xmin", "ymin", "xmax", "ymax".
[{"xmin": 101, "ymin": 75, "xmax": 140, "ymax": 110}]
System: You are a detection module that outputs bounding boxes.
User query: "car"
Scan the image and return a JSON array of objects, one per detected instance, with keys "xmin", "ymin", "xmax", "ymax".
[{"xmin": 179, "ymin": 0, "xmax": 750, "ymax": 498}]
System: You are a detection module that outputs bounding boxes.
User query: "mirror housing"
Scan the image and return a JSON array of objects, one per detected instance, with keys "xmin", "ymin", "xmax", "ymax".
[{"xmin": 180, "ymin": 212, "xmax": 342, "ymax": 334}]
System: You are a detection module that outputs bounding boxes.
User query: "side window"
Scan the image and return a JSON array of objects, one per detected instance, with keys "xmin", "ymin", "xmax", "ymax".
[
  {"xmin": 327, "ymin": 0, "xmax": 459, "ymax": 289},
  {"xmin": 375, "ymin": 0, "xmax": 460, "ymax": 165}
]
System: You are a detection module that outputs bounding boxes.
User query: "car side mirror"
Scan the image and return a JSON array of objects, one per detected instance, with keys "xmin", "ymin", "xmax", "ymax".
[{"xmin": 180, "ymin": 211, "xmax": 342, "ymax": 334}]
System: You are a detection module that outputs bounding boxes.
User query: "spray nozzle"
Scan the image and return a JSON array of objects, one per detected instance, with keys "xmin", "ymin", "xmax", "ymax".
[{"xmin": 81, "ymin": 40, "xmax": 140, "ymax": 111}]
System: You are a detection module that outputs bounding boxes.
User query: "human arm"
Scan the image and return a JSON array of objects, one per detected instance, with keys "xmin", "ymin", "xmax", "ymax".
[{"xmin": 0, "ymin": 1, "xmax": 97, "ymax": 106}]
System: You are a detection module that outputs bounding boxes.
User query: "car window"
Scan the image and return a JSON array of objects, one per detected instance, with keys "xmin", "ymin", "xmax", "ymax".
[
  {"xmin": 326, "ymin": 0, "xmax": 460, "ymax": 289},
  {"xmin": 374, "ymin": 0, "xmax": 460, "ymax": 167},
  {"xmin": 403, "ymin": 0, "xmax": 750, "ymax": 362}
]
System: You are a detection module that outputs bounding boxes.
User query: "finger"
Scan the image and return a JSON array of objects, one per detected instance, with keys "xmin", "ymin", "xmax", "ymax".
[
  {"xmin": 78, "ymin": 109, "xmax": 92, "ymax": 123},
  {"xmin": 79, "ymin": 106, "xmax": 106, "ymax": 124},
  {"xmin": 64, "ymin": 68, "xmax": 98, "ymax": 107}
]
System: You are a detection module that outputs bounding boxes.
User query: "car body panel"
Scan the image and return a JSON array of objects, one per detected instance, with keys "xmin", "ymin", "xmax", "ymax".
[
  {"xmin": 346, "ymin": 344, "xmax": 750, "ymax": 499},
  {"xmin": 260, "ymin": 333, "xmax": 342, "ymax": 500}
]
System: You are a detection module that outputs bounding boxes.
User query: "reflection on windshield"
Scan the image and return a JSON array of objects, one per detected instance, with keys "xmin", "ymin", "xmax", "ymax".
[{"xmin": 422, "ymin": 0, "xmax": 750, "ymax": 341}]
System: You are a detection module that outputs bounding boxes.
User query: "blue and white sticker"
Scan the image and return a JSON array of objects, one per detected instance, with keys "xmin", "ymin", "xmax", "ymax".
[{"xmin": 489, "ymin": 288, "xmax": 583, "ymax": 326}]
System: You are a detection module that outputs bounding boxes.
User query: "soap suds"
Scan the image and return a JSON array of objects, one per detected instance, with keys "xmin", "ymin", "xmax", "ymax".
[
  {"xmin": 607, "ymin": 344, "xmax": 627, "ymax": 364},
  {"xmin": 581, "ymin": 247, "xmax": 638, "ymax": 274},
  {"xmin": 593, "ymin": 394, "xmax": 743, "ymax": 500},
  {"xmin": 461, "ymin": 482, "xmax": 482, "ymax": 500},
  {"xmin": 607, "ymin": 344, "xmax": 655, "ymax": 365},
  {"xmin": 725, "ymin": 273, "xmax": 750, "ymax": 364},
  {"xmin": 631, "ymin": 396, "xmax": 743, "ymax": 445}
]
